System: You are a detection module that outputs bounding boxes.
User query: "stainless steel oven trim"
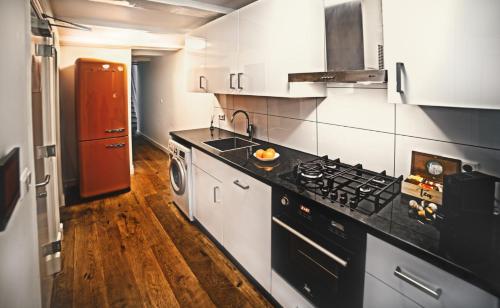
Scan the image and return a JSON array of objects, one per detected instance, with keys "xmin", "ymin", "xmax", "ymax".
[{"xmin": 272, "ymin": 216, "xmax": 348, "ymax": 268}]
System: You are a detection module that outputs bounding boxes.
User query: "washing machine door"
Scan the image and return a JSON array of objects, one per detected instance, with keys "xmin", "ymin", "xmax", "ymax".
[{"xmin": 169, "ymin": 156, "xmax": 186, "ymax": 196}]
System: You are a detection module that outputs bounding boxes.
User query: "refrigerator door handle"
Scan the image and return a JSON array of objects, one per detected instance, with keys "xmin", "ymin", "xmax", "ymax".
[{"xmin": 105, "ymin": 128, "xmax": 125, "ymax": 133}]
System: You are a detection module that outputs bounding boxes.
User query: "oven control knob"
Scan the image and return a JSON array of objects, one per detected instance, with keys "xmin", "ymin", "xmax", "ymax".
[
  {"xmin": 329, "ymin": 191, "xmax": 338, "ymax": 202},
  {"xmin": 339, "ymin": 192, "xmax": 348, "ymax": 204},
  {"xmin": 280, "ymin": 196, "xmax": 289, "ymax": 206}
]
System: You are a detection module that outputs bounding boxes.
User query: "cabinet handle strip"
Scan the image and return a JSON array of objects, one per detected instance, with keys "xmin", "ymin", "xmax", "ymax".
[
  {"xmin": 272, "ymin": 216, "xmax": 348, "ymax": 267},
  {"xmin": 237, "ymin": 73, "xmax": 243, "ymax": 90},
  {"xmin": 229, "ymin": 73, "xmax": 236, "ymax": 89},
  {"xmin": 213, "ymin": 186, "xmax": 219, "ymax": 203},
  {"xmin": 199, "ymin": 75, "xmax": 206, "ymax": 90},
  {"xmin": 396, "ymin": 62, "xmax": 404, "ymax": 94},
  {"xmin": 233, "ymin": 180, "xmax": 249, "ymax": 190},
  {"xmin": 394, "ymin": 266, "xmax": 442, "ymax": 299}
]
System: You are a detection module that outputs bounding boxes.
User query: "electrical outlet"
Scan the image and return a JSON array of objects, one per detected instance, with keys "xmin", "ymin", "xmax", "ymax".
[
  {"xmin": 461, "ymin": 161, "xmax": 480, "ymax": 172},
  {"xmin": 218, "ymin": 114, "xmax": 225, "ymax": 120}
]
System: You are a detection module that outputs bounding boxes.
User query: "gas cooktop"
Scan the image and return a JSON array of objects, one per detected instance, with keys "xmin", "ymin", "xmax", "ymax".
[{"xmin": 280, "ymin": 156, "xmax": 404, "ymax": 216}]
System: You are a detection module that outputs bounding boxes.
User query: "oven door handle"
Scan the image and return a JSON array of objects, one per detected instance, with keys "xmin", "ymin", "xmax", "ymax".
[{"xmin": 272, "ymin": 217, "xmax": 348, "ymax": 268}]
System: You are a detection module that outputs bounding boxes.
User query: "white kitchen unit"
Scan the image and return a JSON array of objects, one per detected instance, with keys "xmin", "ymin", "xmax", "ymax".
[
  {"xmin": 383, "ymin": 0, "xmax": 500, "ymax": 109},
  {"xmin": 223, "ymin": 165, "xmax": 271, "ymax": 291},
  {"xmin": 204, "ymin": 12, "xmax": 239, "ymax": 95},
  {"xmin": 364, "ymin": 234, "xmax": 498, "ymax": 308},
  {"xmin": 191, "ymin": 148, "xmax": 272, "ymax": 291},
  {"xmin": 185, "ymin": 26, "xmax": 208, "ymax": 93},
  {"xmin": 192, "ymin": 166, "xmax": 224, "ymax": 243},
  {"xmin": 190, "ymin": 0, "xmax": 326, "ymax": 98}
]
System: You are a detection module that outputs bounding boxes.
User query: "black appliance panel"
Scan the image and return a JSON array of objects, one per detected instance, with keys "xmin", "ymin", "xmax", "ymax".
[{"xmin": 272, "ymin": 186, "xmax": 366, "ymax": 308}]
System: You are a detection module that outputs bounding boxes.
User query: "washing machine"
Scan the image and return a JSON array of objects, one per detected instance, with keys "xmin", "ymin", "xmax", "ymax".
[{"xmin": 168, "ymin": 139, "xmax": 193, "ymax": 221}]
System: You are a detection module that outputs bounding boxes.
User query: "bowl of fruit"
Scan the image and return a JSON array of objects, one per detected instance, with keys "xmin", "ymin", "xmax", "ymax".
[{"xmin": 253, "ymin": 148, "xmax": 280, "ymax": 162}]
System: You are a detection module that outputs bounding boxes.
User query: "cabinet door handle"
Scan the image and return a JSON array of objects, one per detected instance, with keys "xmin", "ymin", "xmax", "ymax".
[
  {"xmin": 237, "ymin": 73, "xmax": 243, "ymax": 90},
  {"xmin": 35, "ymin": 174, "xmax": 51, "ymax": 188},
  {"xmin": 199, "ymin": 76, "xmax": 206, "ymax": 90},
  {"xmin": 396, "ymin": 62, "xmax": 404, "ymax": 94},
  {"xmin": 105, "ymin": 128, "xmax": 125, "ymax": 133},
  {"xmin": 233, "ymin": 180, "xmax": 249, "ymax": 190},
  {"xmin": 394, "ymin": 266, "xmax": 442, "ymax": 299},
  {"xmin": 105, "ymin": 143, "xmax": 126, "ymax": 148},
  {"xmin": 213, "ymin": 186, "xmax": 219, "ymax": 203},
  {"xmin": 229, "ymin": 73, "xmax": 236, "ymax": 89}
]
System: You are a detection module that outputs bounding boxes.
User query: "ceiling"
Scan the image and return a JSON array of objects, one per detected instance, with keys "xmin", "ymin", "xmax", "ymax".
[{"xmin": 49, "ymin": 0, "xmax": 257, "ymax": 34}]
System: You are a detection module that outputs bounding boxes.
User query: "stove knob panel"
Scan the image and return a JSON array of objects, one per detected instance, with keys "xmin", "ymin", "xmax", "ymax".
[{"xmin": 280, "ymin": 196, "xmax": 289, "ymax": 206}]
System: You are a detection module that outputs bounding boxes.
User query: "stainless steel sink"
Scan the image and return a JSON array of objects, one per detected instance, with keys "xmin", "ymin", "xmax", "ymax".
[{"xmin": 203, "ymin": 137, "xmax": 259, "ymax": 152}]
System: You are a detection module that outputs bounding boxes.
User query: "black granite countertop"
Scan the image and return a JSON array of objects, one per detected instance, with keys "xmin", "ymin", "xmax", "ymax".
[{"xmin": 171, "ymin": 128, "xmax": 500, "ymax": 297}]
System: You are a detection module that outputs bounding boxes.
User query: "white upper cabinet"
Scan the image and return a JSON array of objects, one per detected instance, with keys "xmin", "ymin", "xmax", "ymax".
[
  {"xmin": 189, "ymin": 0, "xmax": 326, "ymax": 98},
  {"xmin": 185, "ymin": 26, "xmax": 208, "ymax": 93},
  {"xmin": 205, "ymin": 12, "xmax": 239, "ymax": 95},
  {"xmin": 383, "ymin": 0, "xmax": 500, "ymax": 109}
]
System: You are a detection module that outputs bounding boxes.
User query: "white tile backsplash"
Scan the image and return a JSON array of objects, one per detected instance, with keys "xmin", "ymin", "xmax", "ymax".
[
  {"xmin": 268, "ymin": 116, "xmax": 317, "ymax": 154},
  {"xmin": 318, "ymin": 123, "xmax": 395, "ymax": 175},
  {"xmin": 212, "ymin": 92, "xmax": 500, "ymax": 183},
  {"xmin": 396, "ymin": 104, "xmax": 500, "ymax": 150},
  {"xmin": 233, "ymin": 95, "xmax": 268, "ymax": 114},
  {"xmin": 317, "ymin": 87, "xmax": 394, "ymax": 133},
  {"xmin": 267, "ymin": 97, "xmax": 317, "ymax": 121}
]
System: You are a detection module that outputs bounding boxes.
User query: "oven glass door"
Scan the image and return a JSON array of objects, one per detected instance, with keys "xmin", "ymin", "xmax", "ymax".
[{"xmin": 272, "ymin": 215, "xmax": 351, "ymax": 307}]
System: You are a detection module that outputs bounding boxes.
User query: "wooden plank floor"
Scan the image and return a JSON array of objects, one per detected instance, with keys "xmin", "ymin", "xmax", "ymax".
[{"xmin": 51, "ymin": 137, "xmax": 273, "ymax": 308}]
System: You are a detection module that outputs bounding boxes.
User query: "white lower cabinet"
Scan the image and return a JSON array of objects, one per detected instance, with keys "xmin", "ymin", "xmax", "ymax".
[
  {"xmin": 192, "ymin": 165, "xmax": 223, "ymax": 243},
  {"xmin": 364, "ymin": 234, "xmax": 498, "ymax": 308},
  {"xmin": 223, "ymin": 167, "xmax": 271, "ymax": 291},
  {"xmin": 192, "ymin": 149, "xmax": 271, "ymax": 291}
]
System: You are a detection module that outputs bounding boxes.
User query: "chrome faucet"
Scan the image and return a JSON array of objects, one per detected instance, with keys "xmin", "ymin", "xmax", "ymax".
[{"xmin": 231, "ymin": 109, "xmax": 254, "ymax": 141}]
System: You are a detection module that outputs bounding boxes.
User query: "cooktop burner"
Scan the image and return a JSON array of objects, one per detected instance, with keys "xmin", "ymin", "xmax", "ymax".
[{"xmin": 282, "ymin": 156, "xmax": 404, "ymax": 216}]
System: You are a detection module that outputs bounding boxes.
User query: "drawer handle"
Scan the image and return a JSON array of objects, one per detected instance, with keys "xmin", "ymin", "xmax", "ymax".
[
  {"xmin": 105, "ymin": 128, "xmax": 125, "ymax": 133},
  {"xmin": 105, "ymin": 143, "xmax": 126, "ymax": 149},
  {"xmin": 394, "ymin": 266, "xmax": 442, "ymax": 300},
  {"xmin": 233, "ymin": 180, "xmax": 249, "ymax": 190},
  {"xmin": 272, "ymin": 217, "xmax": 348, "ymax": 267}
]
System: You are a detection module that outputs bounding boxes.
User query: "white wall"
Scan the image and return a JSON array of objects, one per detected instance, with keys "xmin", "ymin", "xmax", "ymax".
[
  {"xmin": 137, "ymin": 49, "xmax": 216, "ymax": 151},
  {"xmin": 59, "ymin": 45, "xmax": 133, "ymax": 187},
  {"xmin": 0, "ymin": 0, "xmax": 42, "ymax": 307},
  {"xmin": 212, "ymin": 88, "xmax": 500, "ymax": 201}
]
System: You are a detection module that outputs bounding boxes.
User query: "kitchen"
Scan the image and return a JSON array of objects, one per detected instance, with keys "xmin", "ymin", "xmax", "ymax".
[{"xmin": 1, "ymin": 0, "xmax": 500, "ymax": 307}]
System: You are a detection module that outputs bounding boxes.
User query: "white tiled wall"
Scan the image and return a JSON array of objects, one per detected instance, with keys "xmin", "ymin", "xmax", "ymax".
[{"xmin": 211, "ymin": 87, "xmax": 500, "ymax": 192}]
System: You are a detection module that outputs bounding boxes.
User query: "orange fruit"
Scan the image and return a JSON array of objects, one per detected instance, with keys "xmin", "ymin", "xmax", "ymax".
[
  {"xmin": 263, "ymin": 150, "xmax": 275, "ymax": 159},
  {"xmin": 266, "ymin": 148, "xmax": 276, "ymax": 154},
  {"xmin": 255, "ymin": 149, "xmax": 265, "ymax": 158}
]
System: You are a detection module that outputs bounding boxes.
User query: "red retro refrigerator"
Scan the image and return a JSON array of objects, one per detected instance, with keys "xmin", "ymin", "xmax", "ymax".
[{"xmin": 76, "ymin": 58, "xmax": 130, "ymax": 197}]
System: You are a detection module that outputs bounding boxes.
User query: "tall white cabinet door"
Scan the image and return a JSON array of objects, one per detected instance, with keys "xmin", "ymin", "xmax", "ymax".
[
  {"xmin": 223, "ymin": 170, "xmax": 272, "ymax": 291},
  {"xmin": 384, "ymin": 0, "xmax": 500, "ymax": 109},
  {"xmin": 266, "ymin": 0, "xmax": 326, "ymax": 97},
  {"xmin": 185, "ymin": 26, "xmax": 207, "ymax": 93},
  {"xmin": 236, "ymin": 0, "xmax": 272, "ymax": 95},
  {"xmin": 192, "ymin": 165, "xmax": 223, "ymax": 243},
  {"xmin": 205, "ymin": 12, "xmax": 239, "ymax": 94}
]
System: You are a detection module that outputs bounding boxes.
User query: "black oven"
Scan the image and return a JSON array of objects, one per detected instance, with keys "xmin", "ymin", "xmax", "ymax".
[{"xmin": 272, "ymin": 187, "xmax": 366, "ymax": 308}]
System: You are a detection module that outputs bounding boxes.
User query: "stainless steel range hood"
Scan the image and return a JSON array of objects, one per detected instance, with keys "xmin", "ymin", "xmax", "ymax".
[{"xmin": 289, "ymin": 0, "xmax": 386, "ymax": 84}]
